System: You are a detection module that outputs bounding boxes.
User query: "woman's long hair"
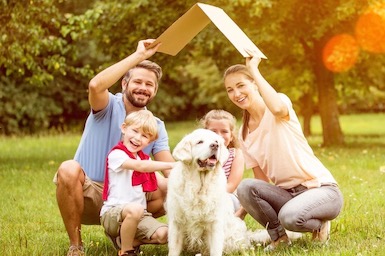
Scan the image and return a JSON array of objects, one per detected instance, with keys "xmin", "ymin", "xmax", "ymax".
[{"xmin": 223, "ymin": 64, "xmax": 254, "ymax": 140}]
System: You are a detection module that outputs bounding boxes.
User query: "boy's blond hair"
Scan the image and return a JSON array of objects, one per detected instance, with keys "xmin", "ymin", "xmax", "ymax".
[{"xmin": 123, "ymin": 110, "xmax": 158, "ymax": 141}]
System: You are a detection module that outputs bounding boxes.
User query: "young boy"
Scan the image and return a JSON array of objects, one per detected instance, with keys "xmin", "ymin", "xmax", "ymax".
[{"xmin": 100, "ymin": 110, "xmax": 175, "ymax": 256}]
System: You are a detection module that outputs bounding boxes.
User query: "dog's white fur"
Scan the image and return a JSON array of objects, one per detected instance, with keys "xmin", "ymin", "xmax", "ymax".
[
  {"xmin": 166, "ymin": 129, "xmax": 250, "ymax": 255},
  {"xmin": 166, "ymin": 129, "xmax": 302, "ymax": 255}
]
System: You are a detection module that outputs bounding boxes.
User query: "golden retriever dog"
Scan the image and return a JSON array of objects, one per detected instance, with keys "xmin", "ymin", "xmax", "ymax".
[
  {"xmin": 166, "ymin": 129, "xmax": 252, "ymax": 255},
  {"xmin": 166, "ymin": 129, "xmax": 303, "ymax": 255}
]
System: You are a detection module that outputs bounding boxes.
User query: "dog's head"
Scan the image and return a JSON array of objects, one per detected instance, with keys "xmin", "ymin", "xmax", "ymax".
[{"xmin": 173, "ymin": 129, "xmax": 229, "ymax": 171}]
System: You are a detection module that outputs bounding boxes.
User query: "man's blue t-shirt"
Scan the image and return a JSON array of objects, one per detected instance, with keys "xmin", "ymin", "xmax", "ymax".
[{"xmin": 74, "ymin": 93, "xmax": 170, "ymax": 182}]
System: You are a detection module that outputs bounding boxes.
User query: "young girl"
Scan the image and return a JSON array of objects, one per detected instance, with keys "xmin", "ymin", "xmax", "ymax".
[
  {"xmin": 223, "ymin": 49, "xmax": 343, "ymax": 251},
  {"xmin": 100, "ymin": 110, "xmax": 175, "ymax": 256},
  {"xmin": 199, "ymin": 109, "xmax": 247, "ymax": 219}
]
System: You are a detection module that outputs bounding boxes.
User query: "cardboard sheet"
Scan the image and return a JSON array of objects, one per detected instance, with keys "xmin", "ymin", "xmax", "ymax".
[{"xmin": 149, "ymin": 3, "xmax": 267, "ymax": 58}]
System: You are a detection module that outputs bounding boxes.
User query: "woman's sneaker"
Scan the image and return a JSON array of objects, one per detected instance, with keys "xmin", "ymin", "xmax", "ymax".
[
  {"xmin": 263, "ymin": 234, "xmax": 292, "ymax": 252},
  {"xmin": 312, "ymin": 220, "xmax": 331, "ymax": 243}
]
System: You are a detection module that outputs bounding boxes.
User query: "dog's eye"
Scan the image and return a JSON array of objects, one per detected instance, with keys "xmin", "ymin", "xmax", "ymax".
[{"xmin": 197, "ymin": 140, "xmax": 204, "ymax": 144}]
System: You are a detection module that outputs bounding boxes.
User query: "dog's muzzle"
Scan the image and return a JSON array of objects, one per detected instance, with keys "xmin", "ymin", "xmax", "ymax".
[
  {"xmin": 197, "ymin": 142, "xmax": 219, "ymax": 168},
  {"xmin": 198, "ymin": 154, "xmax": 218, "ymax": 168}
]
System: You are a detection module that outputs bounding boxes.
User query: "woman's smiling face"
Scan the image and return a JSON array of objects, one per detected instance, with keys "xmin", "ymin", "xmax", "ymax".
[{"xmin": 224, "ymin": 72, "xmax": 256, "ymax": 110}]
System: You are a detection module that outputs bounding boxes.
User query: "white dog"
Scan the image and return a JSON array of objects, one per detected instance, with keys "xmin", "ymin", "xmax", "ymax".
[
  {"xmin": 166, "ymin": 129, "xmax": 303, "ymax": 255},
  {"xmin": 166, "ymin": 129, "xmax": 253, "ymax": 256}
]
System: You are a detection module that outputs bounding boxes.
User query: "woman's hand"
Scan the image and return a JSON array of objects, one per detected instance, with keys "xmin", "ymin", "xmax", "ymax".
[{"xmin": 245, "ymin": 48, "xmax": 262, "ymax": 70}]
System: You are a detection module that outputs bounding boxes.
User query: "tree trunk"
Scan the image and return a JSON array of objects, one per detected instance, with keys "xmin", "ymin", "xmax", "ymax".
[
  {"xmin": 314, "ymin": 40, "xmax": 344, "ymax": 146},
  {"xmin": 300, "ymin": 93, "xmax": 313, "ymax": 137}
]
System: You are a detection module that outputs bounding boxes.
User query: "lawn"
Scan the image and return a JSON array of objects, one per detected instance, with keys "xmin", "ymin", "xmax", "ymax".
[{"xmin": 0, "ymin": 113, "xmax": 384, "ymax": 255}]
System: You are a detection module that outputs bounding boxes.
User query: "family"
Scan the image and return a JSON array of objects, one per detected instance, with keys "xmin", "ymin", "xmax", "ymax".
[{"xmin": 54, "ymin": 39, "xmax": 343, "ymax": 256}]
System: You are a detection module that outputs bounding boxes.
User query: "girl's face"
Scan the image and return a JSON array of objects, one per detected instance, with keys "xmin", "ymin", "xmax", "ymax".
[
  {"xmin": 224, "ymin": 72, "xmax": 256, "ymax": 110},
  {"xmin": 121, "ymin": 124, "xmax": 152, "ymax": 153},
  {"xmin": 206, "ymin": 119, "xmax": 232, "ymax": 147}
]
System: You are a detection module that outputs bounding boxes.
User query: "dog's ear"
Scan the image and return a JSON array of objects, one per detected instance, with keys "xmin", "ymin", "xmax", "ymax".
[
  {"xmin": 172, "ymin": 135, "xmax": 193, "ymax": 163},
  {"xmin": 218, "ymin": 137, "xmax": 230, "ymax": 166}
]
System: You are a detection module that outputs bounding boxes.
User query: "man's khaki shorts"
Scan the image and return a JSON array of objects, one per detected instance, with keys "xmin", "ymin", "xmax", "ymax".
[
  {"xmin": 54, "ymin": 172, "xmax": 159, "ymax": 225},
  {"xmin": 100, "ymin": 205, "xmax": 167, "ymax": 241},
  {"xmin": 53, "ymin": 172, "xmax": 104, "ymax": 225}
]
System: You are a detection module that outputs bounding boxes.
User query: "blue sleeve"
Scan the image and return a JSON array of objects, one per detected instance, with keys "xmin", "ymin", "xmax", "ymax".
[{"xmin": 142, "ymin": 118, "xmax": 170, "ymax": 156}]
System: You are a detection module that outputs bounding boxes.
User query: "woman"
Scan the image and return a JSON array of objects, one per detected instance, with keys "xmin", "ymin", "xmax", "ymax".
[{"xmin": 223, "ymin": 49, "xmax": 343, "ymax": 251}]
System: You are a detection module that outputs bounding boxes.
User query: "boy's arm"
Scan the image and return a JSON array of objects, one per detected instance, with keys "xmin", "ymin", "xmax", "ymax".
[
  {"xmin": 153, "ymin": 150, "xmax": 174, "ymax": 177},
  {"xmin": 120, "ymin": 157, "xmax": 175, "ymax": 173}
]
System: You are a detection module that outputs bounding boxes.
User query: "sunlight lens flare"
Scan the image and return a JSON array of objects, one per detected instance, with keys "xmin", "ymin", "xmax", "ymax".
[
  {"xmin": 355, "ymin": 2, "xmax": 385, "ymax": 53},
  {"xmin": 322, "ymin": 34, "xmax": 359, "ymax": 73},
  {"xmin": 355, "ymin": 12, "xmax": 385, "ymax": 53}
]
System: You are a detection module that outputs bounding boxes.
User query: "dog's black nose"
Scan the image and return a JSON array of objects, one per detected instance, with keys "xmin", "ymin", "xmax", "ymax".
[{"xmin": 210, "ymin": 142, "xmax": 218, "ymax": 150}]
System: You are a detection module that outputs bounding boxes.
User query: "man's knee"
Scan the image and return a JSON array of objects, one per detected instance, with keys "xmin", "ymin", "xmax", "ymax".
[{"xmin": 57, "ymin": 160, "xmax": 84, "ymax": 185}]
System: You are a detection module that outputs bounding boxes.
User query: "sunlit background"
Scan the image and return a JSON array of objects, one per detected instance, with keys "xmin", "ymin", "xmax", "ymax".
[{"xmin": 323, "ymin": 2, "xmax": 385, "ymax": 72}]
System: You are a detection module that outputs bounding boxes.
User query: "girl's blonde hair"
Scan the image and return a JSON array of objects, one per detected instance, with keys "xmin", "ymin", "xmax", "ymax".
[
  {"xmin": 199, "ymin": 109, "xmax": 239, "ymax": 148},
  {"xmin": 223, "ymin": 64, "xmax": 254, "ymax": 141},
  {"xmin": 123, "ymin": 109, "xmax": 158, "ymax": 141}
]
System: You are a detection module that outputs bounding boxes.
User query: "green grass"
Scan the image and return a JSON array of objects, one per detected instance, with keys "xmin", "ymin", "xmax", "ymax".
[{"xmin": 1, "ymin": 113, "xmax": 385, "ymax": 255}]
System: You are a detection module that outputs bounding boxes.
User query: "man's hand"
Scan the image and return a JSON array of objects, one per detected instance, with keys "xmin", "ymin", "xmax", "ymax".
[{"xmin": 136, "ymin": 39, "xmax": 161, "ymax": 60}]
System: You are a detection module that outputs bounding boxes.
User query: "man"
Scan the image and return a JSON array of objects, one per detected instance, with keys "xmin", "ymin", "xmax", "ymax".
[{"xmin": 54, "ymin": 39, "xmax": 174, "ymax": 256}]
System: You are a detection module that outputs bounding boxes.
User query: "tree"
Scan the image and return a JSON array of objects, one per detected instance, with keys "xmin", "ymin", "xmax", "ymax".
[
  {"xmin": 0, "ymin": 0, "xmax": 98, "ymax": 134},
  {"xmin": 1, "ymin": 0, "xmax": 383, "ymax": 142},
  {"xmin": 218, "ymin": 0, "xmax": 372, "ymax": 145}
]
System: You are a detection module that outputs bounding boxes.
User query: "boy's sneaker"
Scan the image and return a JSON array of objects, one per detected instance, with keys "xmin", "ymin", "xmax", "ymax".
[
  {"xmin": 134, "ymin": 246, "xmax": 141, "ymax": 254},
  {"xmin": 105, "ymin": 231, "xmax": 121, "ymax": 250},
  {"xmin": 312, "ymin": 220, "xmax": 331, "ymax": 243},
  {"xmin": 118, "ymin": 249, "xmax": 137, "ymax": 256},
  {"xmin": 67, "ymin": 245, "xmax": 84, "ymax": 256},
  {"xmin": 104, "ymin": 231, "xmax": 140, "ymax": 254}
]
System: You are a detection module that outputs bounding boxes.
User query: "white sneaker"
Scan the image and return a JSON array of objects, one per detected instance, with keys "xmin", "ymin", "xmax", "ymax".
[{"xmin": 312, "ymin": 220, "xmax": 331, "ymax": 243}]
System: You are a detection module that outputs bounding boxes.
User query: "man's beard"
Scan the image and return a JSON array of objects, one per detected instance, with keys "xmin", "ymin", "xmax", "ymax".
[{"xmin": 124, "ymin": 90, "xmax": 151, "ymax": 108}]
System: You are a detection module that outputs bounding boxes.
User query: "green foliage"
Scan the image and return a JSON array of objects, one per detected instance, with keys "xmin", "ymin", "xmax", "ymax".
[
  {"xmin": 1, "ymin": 0, "xmax": 384, "ymax": 135},
  {"xmin": 337, "ymin": 53, "xmax": 385, "ymax": 113},
  {"xmin": 0, "ymin": 0, "xmax": 95, "ymax": 134}
]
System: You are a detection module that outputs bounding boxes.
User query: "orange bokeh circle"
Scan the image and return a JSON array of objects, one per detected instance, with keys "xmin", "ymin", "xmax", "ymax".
[
  {"xmin": 322, "ymin": 34, "xmax": 360, "ymax": 73},
  {"xmin": 355, "ymin": 12, "xmax": 385, "ymax": 53}
]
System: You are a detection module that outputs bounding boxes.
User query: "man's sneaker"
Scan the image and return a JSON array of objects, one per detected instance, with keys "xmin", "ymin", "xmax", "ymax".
[
  {"xmin": 105, "ymin": 231, "xmax": 121, "ymax": 250},
  {"xmin": 312, "ymin": 220, "xmax": 331, "ymax": 243},
  {"xmin": 67, "ymin": 245, "xmax": 84, "ymax": 256}
]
